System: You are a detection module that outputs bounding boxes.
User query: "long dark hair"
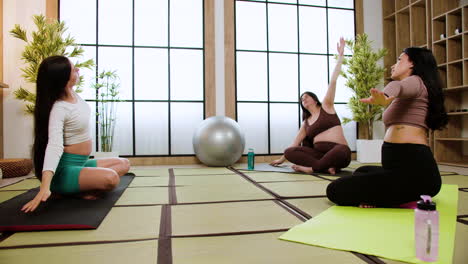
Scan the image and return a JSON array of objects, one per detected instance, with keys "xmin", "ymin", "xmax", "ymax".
[
  {"xmin": 300, "ymin": 91, "xmax": 322, "ymax": 121},
  {"xmin": 33, "ymin": 56, "xmax": 72, "ymax": 180},
  {"xmin": 403, "ymin": 47, "xmax": 448, "ymax": 130}
]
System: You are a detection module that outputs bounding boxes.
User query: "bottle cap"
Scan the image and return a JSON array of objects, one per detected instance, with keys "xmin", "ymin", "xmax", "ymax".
[{"xmin": 416, "ymin": 195, "xmax": 436, "ymax": 211}]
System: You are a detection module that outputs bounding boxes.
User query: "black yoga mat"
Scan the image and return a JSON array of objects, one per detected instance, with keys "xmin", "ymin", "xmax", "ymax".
[{"xmin": 0, "ymin": 174, "xmax": 134, "ymax": 232}]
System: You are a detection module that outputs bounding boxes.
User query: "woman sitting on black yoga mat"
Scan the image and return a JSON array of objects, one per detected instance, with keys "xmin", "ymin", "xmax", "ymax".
[
  {"xmin": 22, "ymin": 56, "xmax": 130, "ymax": 213},
  {"xmin": 326, "ymin": 47, "xmax": 448, "ymax": 208},
  {"xmin": 270, "ymin": 37, "xmax": 351, "ymax": 175}
]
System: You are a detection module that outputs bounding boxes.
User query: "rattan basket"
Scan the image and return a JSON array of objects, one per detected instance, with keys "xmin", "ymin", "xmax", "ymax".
[{"xmin": 0, "ymin": 159, "xmax": 33, "ymax": 178}]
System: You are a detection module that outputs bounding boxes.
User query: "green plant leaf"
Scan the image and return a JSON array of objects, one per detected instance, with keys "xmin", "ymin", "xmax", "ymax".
[
  {"xmin": 10, "ymin": 14, "xmax": 95, "ymax": 115},
  {"xmin": 340, "ymin": 33, "xmax": 388, "ymax": 139}
]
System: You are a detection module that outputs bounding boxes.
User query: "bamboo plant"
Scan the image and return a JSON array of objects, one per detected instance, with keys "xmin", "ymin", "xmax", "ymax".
[
  {"xmin": 10, "ymin": 14, "xmax": 94, "ymax": 114},
  {"xmin": 340, "ymin": 33, "xmax": 388, "ymax": 139},
  {"xmin": 92, "ymin": 70, "xmax": 120, "ymax": 152}
]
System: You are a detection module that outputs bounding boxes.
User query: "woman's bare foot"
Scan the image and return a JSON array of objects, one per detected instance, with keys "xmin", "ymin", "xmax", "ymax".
[
  {"xmin": 359, "ymin": 203, "xmax": 377, "ymax": 208},
  {"xmin": 328, "ymin": 167, "xmax": 336, "ymax": 175},
  {"xmin": 291, "ymin": 165, "xmax": 314, "ymax": 174},
  {"xmin": 80, "ymin": 191, "xmax": 103, "ymax": 200}
]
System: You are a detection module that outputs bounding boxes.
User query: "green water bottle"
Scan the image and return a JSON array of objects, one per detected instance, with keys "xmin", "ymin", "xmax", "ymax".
[{"xmin": 247, "ymin": 148, "xmax": 255, "ymax": 170}]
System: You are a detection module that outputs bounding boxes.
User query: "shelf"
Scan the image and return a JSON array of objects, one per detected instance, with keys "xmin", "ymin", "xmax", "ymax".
[
  {"xmin": 444, "ymin": 85, "xmax": 468, "ymax": 92},
  {"xmin": 432, "ymin": 1, "xmax": 461, "ymax": 18},
  {"xmin": 433, "ymin": 38, "xmax": 446, "ymax": 44},
  {"xmin": 0, "ymin": 82, "xmax": 8, "ymax": 88},
  {"xmin": 384, "ymin": 13, "xmax": 396, "ymax": 20},
  {"xmin": 447, "ymin": 111, "xmax": 468, "ymax": 116},
  {"xmin": 396, "ymin": 0, "xmax": 409, "ymax": 12},
  {"xmin": 383, "ymin": 0, "xmax": 396, "ymax": 17},
  {"xmin": 447, "ymin": 6, "xmax": 463, "ymax": 16},
  {"xmin": 411, "ymin": 0, "xmax": 425, "ymax": 7},
  {"xmin": 447, "ymin": 58, "xmax": 464, "ymax": 65},
  {"xmin": 437, "ymin": 161, "xmax": 468, "ymax": 167},
  {"xmin": 396, "ymin": 6, "xmax": 410, "ymax": 14},
  {"xmin": 433, "ymin": 13, "xmax": 446, "ymax": 21},
  {"xmin": 447, "ymin": 33, "xmax": 463, "ymax": 40},
  {"xmin": 435, "ymin": 138, "xmax": 468, "ymax": 141}
]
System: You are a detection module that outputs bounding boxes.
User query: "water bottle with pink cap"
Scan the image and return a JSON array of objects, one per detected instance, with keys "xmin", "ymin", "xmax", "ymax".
[{"xmin": 414, "ymin": 195, "xmax": 439, "ymax": 262}]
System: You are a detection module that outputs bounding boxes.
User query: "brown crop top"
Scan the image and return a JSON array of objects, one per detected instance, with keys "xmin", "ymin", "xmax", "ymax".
[
  {"xmin": 383, "ymin": 75, "xmax": 429, "ymax": 130},
  {"xmin": 303, "ymin": 107, "xmax": 341, "ymax": 144}
]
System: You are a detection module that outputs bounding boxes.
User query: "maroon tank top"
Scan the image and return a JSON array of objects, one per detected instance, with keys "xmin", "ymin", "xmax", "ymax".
[{"xmin": 303, "ymin": 107, "xmax": 341, "ymax": 145}]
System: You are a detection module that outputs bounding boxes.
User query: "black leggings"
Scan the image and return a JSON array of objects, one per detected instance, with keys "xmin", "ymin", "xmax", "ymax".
[
  {"xmin": 284, "ymin": 142, "xmax": 351, "ymax": 173},
  {"xmin": 326, "ymin": 142, "xmax": 441, "ymax": 207}
]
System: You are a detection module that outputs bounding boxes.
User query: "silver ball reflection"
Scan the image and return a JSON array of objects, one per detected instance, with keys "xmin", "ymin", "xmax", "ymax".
[{"xmin": 193, "ymin": 116, "xmax": 245, "ymax": 166}]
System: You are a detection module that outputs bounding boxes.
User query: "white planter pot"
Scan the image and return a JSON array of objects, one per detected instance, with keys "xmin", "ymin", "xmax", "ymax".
[
  {"xmin": 356, "ymin": 139, "xmax": 384, "ymax": 163},
  {"xmin": 94, "ymin": 151, "xmax": 119, "ymax": 159}
]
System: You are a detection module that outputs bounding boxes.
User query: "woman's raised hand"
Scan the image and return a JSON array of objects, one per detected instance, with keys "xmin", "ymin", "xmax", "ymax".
[
  {"xmin": 360, "ymin": 88, "xmax": 395, "ymax": 107},
  {"xmin": 337, "ymin": 37, "xmax": 345, "ymax": 57}
]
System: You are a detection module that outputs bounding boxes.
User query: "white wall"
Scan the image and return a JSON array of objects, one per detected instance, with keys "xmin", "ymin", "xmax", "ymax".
[
  {"xmin": 3, "ymin": 0, "xmax": 45, "ymax": 158},
  {"xmin": 362, "ymin": 0, "xmax": 385, "ymax": 139}
]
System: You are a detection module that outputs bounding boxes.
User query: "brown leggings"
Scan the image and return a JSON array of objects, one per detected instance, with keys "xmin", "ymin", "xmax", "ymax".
[{"xmin": 284, "ymin": 142, "xmax": 351, "ymax": 173}]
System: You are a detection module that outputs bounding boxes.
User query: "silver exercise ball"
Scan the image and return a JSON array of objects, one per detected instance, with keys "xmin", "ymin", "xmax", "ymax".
[{"xmin": 193, "ymin": 116, "xmax": 245, "ymax": 166}]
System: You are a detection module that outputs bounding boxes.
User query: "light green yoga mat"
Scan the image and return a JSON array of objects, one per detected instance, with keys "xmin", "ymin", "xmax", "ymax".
[{"xmin": 280, "ymin": 184, "xmax": 458, "ymax": 264}]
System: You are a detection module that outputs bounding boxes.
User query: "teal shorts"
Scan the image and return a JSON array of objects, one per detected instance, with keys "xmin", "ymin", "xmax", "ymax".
[{"xmin": 50, "ymin": 153, "xmax": 97, "ymax": 194}]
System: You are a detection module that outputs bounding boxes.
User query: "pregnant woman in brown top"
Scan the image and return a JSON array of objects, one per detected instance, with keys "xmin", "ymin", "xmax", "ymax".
[
  {"xmin": 270, "ymin": 37, "xmax": 351, "ymax": 175},
  {"xmin": 326, "ymin": 47, "xmax": 448, "ymax": 207}
]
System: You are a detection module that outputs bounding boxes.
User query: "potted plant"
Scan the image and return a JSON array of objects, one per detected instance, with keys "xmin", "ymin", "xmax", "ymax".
[
  {"xmin": 340, "ymin": 33, "xmax": 388, "ymax": 163},
  {"xmin": 92, "ymin": 70, "xmax": 121, "ymax": 158},
  {"xmin": 10, "ymin": 14, "xmax": 94, "ymax": 114}
]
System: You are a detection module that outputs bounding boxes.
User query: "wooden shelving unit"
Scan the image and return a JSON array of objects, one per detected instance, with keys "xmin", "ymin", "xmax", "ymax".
[
  {"xmin": 382, "ymin": 0, "xmax": 468, "ymax": 167},
  {"xmin": 432, "ymin": 1, "xmax": 468, "ymax": 167},
  {"xmin": 383, "ymin": 0, "xmax": 431, "ymax": 82}
]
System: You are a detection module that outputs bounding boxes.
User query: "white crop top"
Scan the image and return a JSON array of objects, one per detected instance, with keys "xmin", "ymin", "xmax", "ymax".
[{"xmin": 42, "ymin": 94, "xmax": 91, "ymax": 173}]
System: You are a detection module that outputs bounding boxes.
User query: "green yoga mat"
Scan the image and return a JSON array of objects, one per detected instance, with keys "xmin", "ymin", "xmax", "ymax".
[{"xmin": 280, "ymin": 184, "xmax": 458, "ymax": 264}]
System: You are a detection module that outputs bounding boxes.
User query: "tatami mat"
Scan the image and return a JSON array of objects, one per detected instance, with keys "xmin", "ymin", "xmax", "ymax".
[
  {"xmin": 0, "ymin": 240, "xmax": 159, "ymax": 264},
  {"xmin": 172, "ymin": 201, "xmax": 301, "ymax": 236},
  {"xmin": 176, "ymin": 183, "xmax": 273, "ymax": 204},
  {"xmin": 458, "ymin": 191, "xmax": 468, "ymax": 215},
  {"xmin": 130, "ymin": 169, "xmax": 170, "ymax": 177},
  {"xmin": 0, "ymin": 179, "xmax": 40, "ymax": 191},
  {"xmin": 450, "ymin": 223, "xmax": 468, "ymax": 264},
  {"xmin": 346, "ymin": 162, "xmax": 381, "ymax": 169},
  {"xmin": 0, "ymin": 206, "xmax": 161, "ymax": 248},
  {"xmin": 128, "ymin": 177, "xmax": 170, "ymax": 187},
  {"xmin": 242, "ymin": 171, "xmax": 323, "ymax": 182},
  {"xmin": 173, "ymin": 168, "xmax": 235, "ymax": 175},
  {"xmin": 0, "ymin": 191, "xmax": 26, "ymax": 203},
  {"xmin": 115, "ymin": 187, "xmax": 169, "ymax": 205},
  {"xmin": 442, "ymin": 175, "xmax": 468, "ymax": 187},
  {"xmin": 172, "ymin": 232, "xmax": 367, "ymax": 264},
  {"xmin": 285, "ymin": 197, "xmax": 334, "ymax": 217},
  {"xmin": 260, "ymin": 181, "xmax": 329, "ymax": 198},
  {"xmin": 1, "ymin": 164, "xmax": 467, "ymax": 263},
  {"xmin": 175, "ymin": 174, "xmax": 251, "ymax": 186}
]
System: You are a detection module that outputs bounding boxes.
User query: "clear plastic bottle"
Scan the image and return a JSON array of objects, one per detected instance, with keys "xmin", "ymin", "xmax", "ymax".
[
  {"xmin": 414, "ymin": 195, "xmax": 439, "ymax": 262},
  {"xmin": 247, "ymin": 148, "xmax": 255, "ymax": 170}
]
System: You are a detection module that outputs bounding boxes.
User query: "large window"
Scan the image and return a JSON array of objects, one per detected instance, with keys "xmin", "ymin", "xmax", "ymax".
[
  {"xmin": 235, "ymin": 0, "xmax": 357, "ymax": 154},
  {"xmin": 60, "ymin": 0, "xmax": 205, "ymax": 156}
]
